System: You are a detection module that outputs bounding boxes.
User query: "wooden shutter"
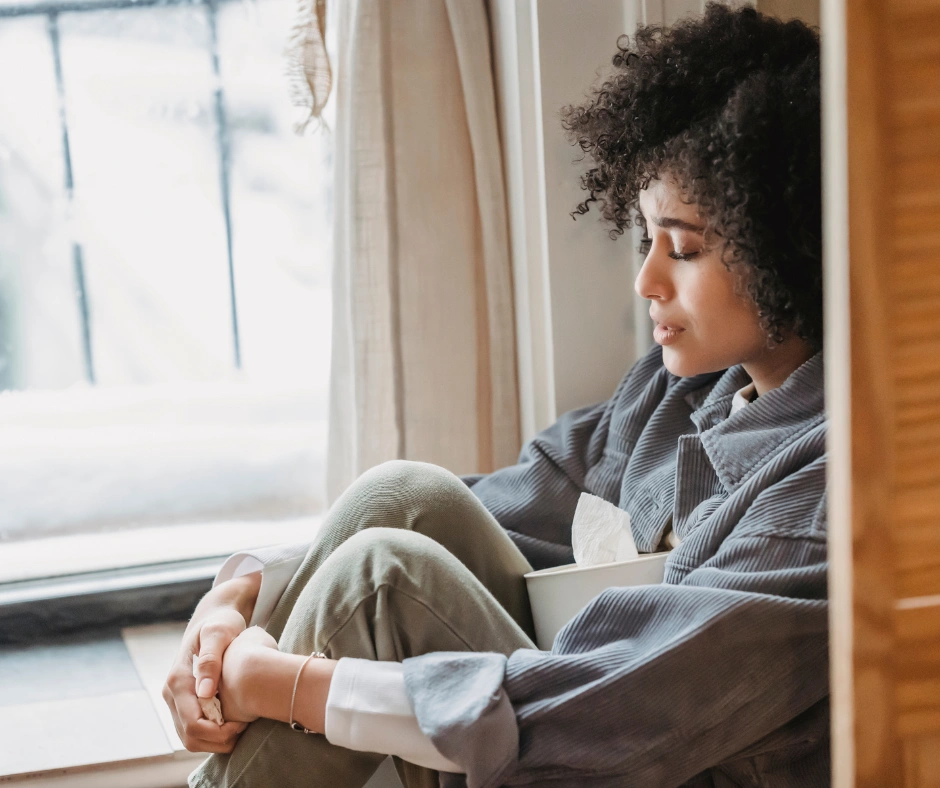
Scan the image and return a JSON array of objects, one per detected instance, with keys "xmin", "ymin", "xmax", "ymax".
[{"xmin": 826, "ymin": 0, "xmax": 940, "ymax": 785}]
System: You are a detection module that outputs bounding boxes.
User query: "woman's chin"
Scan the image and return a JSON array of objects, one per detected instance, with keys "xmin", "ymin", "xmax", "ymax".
[
  {"xmin": 661, "ymin": 347, "xmax": 698, "ymax": 378},
  {"xmin": 662, "ymin": 345, "xmax": 739, "ymax": 378},
  {"xmin": 661, "ymin": 346, "xmax": 716, "ymax": 378}
]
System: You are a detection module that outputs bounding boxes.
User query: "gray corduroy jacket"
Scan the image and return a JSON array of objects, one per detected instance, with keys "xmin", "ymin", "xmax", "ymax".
[{"xmin": 403, "ymin": 346, "xmax": 830, "ymax": 788}]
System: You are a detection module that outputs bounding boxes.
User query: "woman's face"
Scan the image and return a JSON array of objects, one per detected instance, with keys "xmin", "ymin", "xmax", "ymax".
[{"xmin": 634, "ymin": 178, "xmax": 771, "ymax": 380}]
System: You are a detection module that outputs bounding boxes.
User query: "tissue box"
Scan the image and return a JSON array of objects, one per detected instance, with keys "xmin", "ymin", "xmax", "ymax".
[{"xmin": 524, "ymin": 552, "xmax": 670, "ymax": 650}]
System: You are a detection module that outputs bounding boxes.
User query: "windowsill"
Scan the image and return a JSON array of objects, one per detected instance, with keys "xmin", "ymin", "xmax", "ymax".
[
  {"xmin": 0, "ymin": 517, "xmax": 323, "ymax": 643},
  {"xmin": 2, "ymin": 749, "xmax": 207, "ymax": 788},
  {"xmin": 0, "ymin": 623, "xmax": 403, "ymax": 787},
  {"xmin": 0, "ymin": 622, "xmax": 205, "ymax": 786},
  {"xmin": 0, "ymin": 516, "xmax": 323, "ymax": 585}
]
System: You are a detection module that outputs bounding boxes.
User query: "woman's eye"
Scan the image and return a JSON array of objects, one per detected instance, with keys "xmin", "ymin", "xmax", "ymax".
[
  {"xmin": 639, "ymin": 236, "xmax": 652, "ymax": 255},
  {"xmin": 668, "ymin": 250, "xmax": 700, "ymax": 261}
]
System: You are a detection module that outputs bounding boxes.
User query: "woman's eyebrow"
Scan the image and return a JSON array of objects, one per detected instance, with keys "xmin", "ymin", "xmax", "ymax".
[{"xmin": 650, "ymin": 215, "xmax": 706, "ymax": 234}]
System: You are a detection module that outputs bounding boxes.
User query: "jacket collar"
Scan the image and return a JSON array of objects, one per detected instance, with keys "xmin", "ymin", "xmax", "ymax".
[{"xmin": 690, "ymin": 352, "xmax": 826, "ymax": 494}]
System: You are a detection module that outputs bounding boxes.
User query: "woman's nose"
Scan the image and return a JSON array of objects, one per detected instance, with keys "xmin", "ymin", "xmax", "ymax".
[{"xmin": 634, "ymin": 245, "xmax": 671, "ymax": 301}]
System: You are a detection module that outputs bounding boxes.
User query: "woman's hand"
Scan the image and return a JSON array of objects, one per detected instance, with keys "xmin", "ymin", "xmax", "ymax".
[
  {"xmin": 217, "ymin": 626, "xmax": 280, "ymax": 723},
  {"xmin": 162, "ymin": 572, "xmax": 261, "ymax": 752}
]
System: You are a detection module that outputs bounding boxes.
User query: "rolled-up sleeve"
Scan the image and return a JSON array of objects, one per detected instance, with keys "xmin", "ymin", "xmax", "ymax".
[{"xmin": 214, "ymin": 541, "xmax": 311, "ymax": 628}]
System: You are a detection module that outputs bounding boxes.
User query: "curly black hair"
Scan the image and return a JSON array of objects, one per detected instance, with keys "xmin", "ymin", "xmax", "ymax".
[{"xmin": 562, "ymin": 3, "xmax": 822, "ymax": 348}]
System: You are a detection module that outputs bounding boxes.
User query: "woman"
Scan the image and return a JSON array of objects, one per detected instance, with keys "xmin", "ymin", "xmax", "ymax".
[{"xmin": 164, "ymin": 5, "xmax": 828, "ymax": 786}]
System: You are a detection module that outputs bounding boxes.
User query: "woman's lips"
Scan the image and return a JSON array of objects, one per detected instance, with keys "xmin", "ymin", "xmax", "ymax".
[{"xmin": 653, "ymin": 323, "xmax": 685, "ymax": 345}]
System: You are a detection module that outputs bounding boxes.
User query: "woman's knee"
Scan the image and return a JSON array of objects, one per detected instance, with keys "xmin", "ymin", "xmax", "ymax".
[
  {"xmin": 317, "ymin": 528, "xmax": 461, "ymax": 604},
  {"xmin": 346, "ymin": 460, "xmax": 470, "ymax": 515},
  {"xmin": 336, "ymin": 527, "xmax": 449, "ymax": 576},
  {"xmin": 281, "ymin": 529, "xmax": 453, "ymax": 644},
  {"xmin": 361, "ymin": 459, "xmax": 463, "ymax": 494}
]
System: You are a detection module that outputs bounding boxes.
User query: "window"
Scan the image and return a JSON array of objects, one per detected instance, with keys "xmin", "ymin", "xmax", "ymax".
[{"xmin": 0, "ymin": 0, "xmax": 334, "ymax": 583}]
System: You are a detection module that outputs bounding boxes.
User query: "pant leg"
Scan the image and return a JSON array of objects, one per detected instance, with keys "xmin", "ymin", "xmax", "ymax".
[
  {"xmin": 191, "ymin": 462, "xmax": 536, "ymax": 788},
  {"xmin": 264, "ymin": 461, "xmax": 535, "ymax": 644}
]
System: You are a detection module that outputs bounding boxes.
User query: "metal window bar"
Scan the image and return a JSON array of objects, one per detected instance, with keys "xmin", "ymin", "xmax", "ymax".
[
  {"xmin": 0, "ymin": 0, "xmax": 243, "ymax": 378},
  {"xmin": 206, "ymin": 0, "xmax": 241, "ymax": 369},
  {"xmin": 47, "ymin": 11, "xmax": 95, "ymax": 383}
]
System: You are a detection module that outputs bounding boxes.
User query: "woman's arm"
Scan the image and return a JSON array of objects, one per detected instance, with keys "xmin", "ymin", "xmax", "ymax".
[
  {"xmin": 217, "ymin": 628, "xmax": 461, "ymax": 772},
  {"xmin": 164, "ymin": 539, "xmax": 314, "ymax": 752},
  {"xmin": 405, "ymin": 540, "xmax": 829, "ymax": 787},
  {"xmin": 404, "ymin": 469, "xmax": 831, "ymax": 787}
]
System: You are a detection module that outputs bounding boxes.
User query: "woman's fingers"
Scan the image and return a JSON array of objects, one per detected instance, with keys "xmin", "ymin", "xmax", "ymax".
[
  {"xmin": 171, "ymin": 689, "xmax": 246, "ymax": 752},
  {"xmin": 193, "ymin": 647, "xmax": 223, "ymax": 700},
  {"xmin": 222, "ymin": 721, "xmax": 250, "ymax": 739},
  {"xmin": 163, "ymin": 623, "xmax": 247, "ymax": 753},
  {"xmin": 188, "ymin": 721, "xmax": 248, "ymax": 753},
  {"xmin": 193, "ymin": 610, "xmax": 246, "ymax": 699}
]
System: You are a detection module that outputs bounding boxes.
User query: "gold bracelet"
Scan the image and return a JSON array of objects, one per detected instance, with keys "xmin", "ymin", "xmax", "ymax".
[{"xmin": 289, "ymin": 650, "xmax": 327, "ymax": 733}]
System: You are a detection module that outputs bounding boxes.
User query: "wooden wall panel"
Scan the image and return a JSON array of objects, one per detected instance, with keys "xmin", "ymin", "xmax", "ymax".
[
  {"xmin": 757, "ymin": 0, "xmax": 820, "ymax": 26},
  {"xmin": 884, "ymin": 1, "xmax": 940, "ymax": 604},
  {"xmin": 834, "ymin": 0, "xmax": 940, "ymax": 785},
  {"xmin": 902, "ymin": 734, "xmax": 940, "ymax": 788},
  {"xmin": 895, "ymin": 604, "xmax": 940, "ymax": 737}
]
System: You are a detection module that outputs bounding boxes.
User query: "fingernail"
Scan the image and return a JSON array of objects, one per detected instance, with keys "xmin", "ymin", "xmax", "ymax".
[{"xmin": 198, "ymin": 678, "xmax": 213, "ymax": 698}]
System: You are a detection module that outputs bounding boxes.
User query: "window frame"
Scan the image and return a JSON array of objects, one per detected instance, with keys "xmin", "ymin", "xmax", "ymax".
[
  {"xmin": 0, "ymin": 558, "xmax": 216, "ymax": 644},
  {"xmin": 489, "ymin": 0, "xmax": 655, "ymax": 442},
  {"xmin": 0, "ymin": 0, "xmax": 329, "ymax": 638}
]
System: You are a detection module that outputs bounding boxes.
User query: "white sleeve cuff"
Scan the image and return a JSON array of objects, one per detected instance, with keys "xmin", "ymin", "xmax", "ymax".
[
  {"xmin": 215, "ymin": 553, "xmax": 265, "ymax": 586},
  {"xmin": 325, "ymin": 658, "xmax": 462, "ymax": 774},
  {"xmin": 214, "ymin": 543, "xmax": 310, "ymax": 628}
]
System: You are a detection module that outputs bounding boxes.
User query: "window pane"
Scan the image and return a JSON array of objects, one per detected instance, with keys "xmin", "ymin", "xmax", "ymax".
[
  {"xmin": 58, "ymin": 5, "xmax": 235, "ymax": 385},
  {"xmin": 0, "ymin": 0, "xmax": 334, "ymax": 580},
  {"xmin": 0, "ymin": 15, "xmax": 85, "ymax": 391},
  {"xmin": 218, "ymin": 0, "xmax": 334, "ymax": 388}
]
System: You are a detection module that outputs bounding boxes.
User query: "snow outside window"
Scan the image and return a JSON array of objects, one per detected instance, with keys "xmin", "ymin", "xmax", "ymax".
[{"xmin": 0, "ymin": 0, "xmax": 333, "ymax": 583}]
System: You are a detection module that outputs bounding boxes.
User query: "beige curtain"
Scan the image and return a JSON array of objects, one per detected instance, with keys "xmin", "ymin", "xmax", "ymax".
[{"xmin": 325, "ymin": 0, "xmax": 520, "ymax": 502}]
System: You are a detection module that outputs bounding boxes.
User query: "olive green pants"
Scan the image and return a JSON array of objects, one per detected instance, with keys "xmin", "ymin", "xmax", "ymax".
[{"xmin": 190, "ymin": 461, "xmax": 536, "ymax": 788}]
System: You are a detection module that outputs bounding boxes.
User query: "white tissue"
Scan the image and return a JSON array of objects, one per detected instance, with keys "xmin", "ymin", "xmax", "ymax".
[
  {"xmin": 571, "ymin": 493, "xmax": 639, "ymax": 566},
  {"xmin": 199, "ymin": 695, "xmax": 225, "ymax": 726}
]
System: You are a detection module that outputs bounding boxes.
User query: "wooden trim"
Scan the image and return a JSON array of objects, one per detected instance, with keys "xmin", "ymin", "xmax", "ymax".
[
  {"xmin": 488, "ymin": 0, "xmax": 558, "ymax": 440},
  {"xmin": 822, "ymin": 0, "xmax": 855, "ymax": 779}
]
